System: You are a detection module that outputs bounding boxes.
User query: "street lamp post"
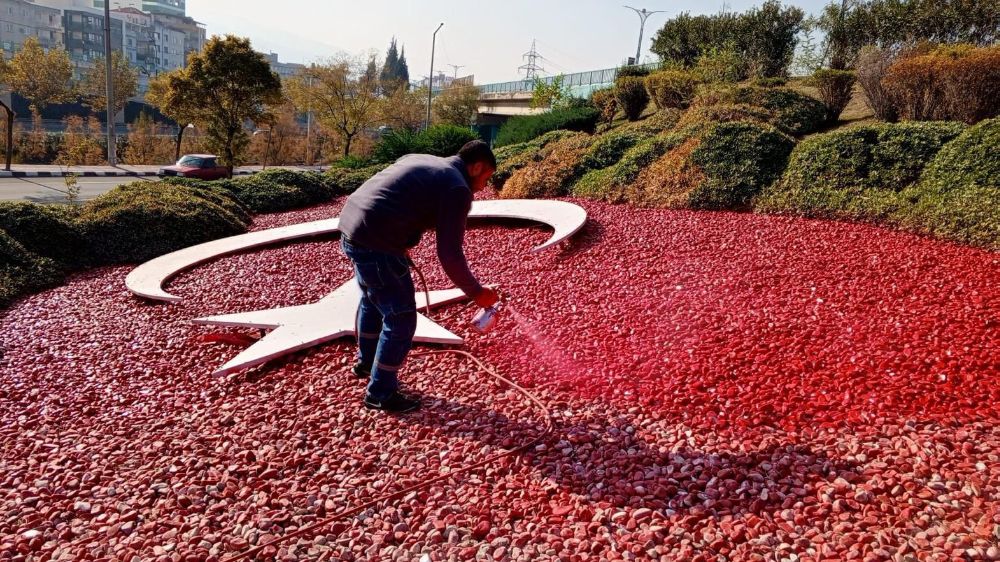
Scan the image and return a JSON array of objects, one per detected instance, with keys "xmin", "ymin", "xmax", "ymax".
[
  {"xmin": 426, "ymin": 22, "xmax": 443, "ymax": 130},
  {"xmin": 624, "ymin": 5, "xmax": 666, "ymax": 66},
  {"xmin": 103, "ymin": 0, "xmax": 117, "ymax": 166}
]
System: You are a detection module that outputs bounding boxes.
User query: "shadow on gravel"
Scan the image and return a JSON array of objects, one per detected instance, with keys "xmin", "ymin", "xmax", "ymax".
[{"xmin": 410, "ymin": 396, "xmax": 860, "ymax": 517}]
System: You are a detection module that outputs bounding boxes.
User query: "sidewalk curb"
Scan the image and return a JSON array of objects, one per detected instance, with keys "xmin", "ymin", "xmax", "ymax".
[{"xmin": 0, "ymin": 170, "xmax": 258, "ymax": 178}]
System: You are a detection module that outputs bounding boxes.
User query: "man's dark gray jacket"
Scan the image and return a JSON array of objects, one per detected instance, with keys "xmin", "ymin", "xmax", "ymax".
[{"xmin": 339, "ymin": 154, "xmax": 483, "ymax": 297}]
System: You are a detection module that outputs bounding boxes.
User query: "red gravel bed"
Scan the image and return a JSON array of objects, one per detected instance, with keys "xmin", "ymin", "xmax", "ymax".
[{"xmin": 2, "ymin": 199, "xmax": 998, "ymax": 561}]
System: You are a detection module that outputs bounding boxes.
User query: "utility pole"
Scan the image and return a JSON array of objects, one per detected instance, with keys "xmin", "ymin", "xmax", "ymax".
[
  {"xmin": 426, "ymin": 22, "xmax": 443, "ymax": 130},
  {"xmin": 448, "ymin": 64, "xmax": 465, "ymax": 79},
  {"xmin": 624, "ymin": 6, "xmax": 666, "ymax": 66},
  {"xmin": 103, "ymin": 0, "xmax": 117, "ymax": 166},
  {"xmin": 518, "ymin": 40, "xmax": 545, "ymax": 80}
]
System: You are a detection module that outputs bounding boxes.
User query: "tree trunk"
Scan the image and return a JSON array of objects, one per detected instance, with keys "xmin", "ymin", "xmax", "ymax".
[
  {"xmin": 0, "ymin": 102, "xmax": 14, "ymax": 172},
  {"xmin": 175, "ymin": 126, "xmax": 185, "ymax": 162},
  {"xmin": 343, "ymin": 134, "xmax": 353, "ymax": 157}
]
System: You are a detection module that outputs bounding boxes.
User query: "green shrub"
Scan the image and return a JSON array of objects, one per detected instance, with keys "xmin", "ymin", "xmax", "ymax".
[
  {"xmin": 241, "ymin": 169, "xmax": 336, "ymax": 204},
  {"xmin": 372, "ymin": 129, "xmax": 426, "ymax": 163},
  {"xmin": 614, "ymin": 76, "xmax": 650, "ymax": 121},
  {"xmin": 616, "ymin": 65, "xmax": 652, "ymax": 78},
  {"xmin": 811, "ymin": 69, "xmax": 857, "ymax": 122},
  {"xmin": 700, "ymin": 86, "xmax": 828, "ymax": 135},
  {"xmin": 0, "ymin": 202, "xmax": 88, "ymax": 268},
  {"xmin": 752, "ymin": 77, "xmax": 789, "ymax": 87},
  {"xmin": 677, "ymin": 103, "xmax": 777, "ymax": 130},
  {"xmin": 228, "ymin": 178, "xmax": 311, "ymax": 213},
  {"xmin": 331, "ymin": 155, "xmax": 372, "ymax": 169},
  {"xmin": 693, "ymin": 47, "xmax": 744, "ymax": 83},
  {"xmin": 500, "ymin": 133, "xmax": 594, "ymax": 199},
  {"xmin": 591, "ymin": 87, "xmax": 618, "ymax": 123},
  {"xmin": 326, "ymin": 164, "xmax": 389, "ymax": 194},
  {"xmin": 896, "ymin": 118, "xmax": 1000, "ymax": 249},
  {"xmin": 420, "ymin": 124, "xmax": 478, "ymax": 157},
  {"xmin": 620, "ymin": 108, "xmax": 683, "ymax": 135},
  {"xmin": 0, "ymin": 229, "xmax": 64, "ymax": 308},
  {"xmin": 573, "ymin": 133, "xmax": 686, "ymax": 202},
  {"xmin": 644, "ymin": 70, "xmax": 701, "ymax": 110},
  {"xmin": 756, "ymin": 121, "xmax": 967, "ymax": 222},
  {"xmin": 631, "ymin": 121, "xmax": 794, "ymax": 210},
  {"xmin": 77, "ymin": 182, "xmax": 251, "ymax": 264},
  {"xmin": 580, "ymin": 130, "xmax": 652, "ymax": 171},
  {"xmin": 494, "ymin": 107, "xmax": 600, "ymax": 147},
  {"xmin": 490, "ymin": 130, "xmax": 576, "ymax": 190}
]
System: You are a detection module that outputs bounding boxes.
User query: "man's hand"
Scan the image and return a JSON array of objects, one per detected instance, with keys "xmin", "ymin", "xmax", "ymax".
[{"xmin": 474, "ymin": 287, "xmax": 500, "ymax": 308}]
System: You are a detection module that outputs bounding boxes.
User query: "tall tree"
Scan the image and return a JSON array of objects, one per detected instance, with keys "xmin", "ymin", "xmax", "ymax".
[
  {"xmin": 397, "ymin": 46, "xmax": 410, "ymax": 89},
  {"xmin": 81, "ymin": 50, "xmax": 139, "ymax": 117},
  {"xmin": 145, "ymin": 70, "xmax": 201, "ymax": 161},
  {"xmin": 6, "ymin": 37, "xmax": 74, "ymax": 111},
  {"xmin": 288, "ymin": 55, "xmax": 381, "ymax": 157},
  {"xmin": 162, "ymin": 35, "xmax": 283, "ymax": 168},
  {"xmin": 433, "ymin": 83, "xmax": 480, "ymax": 126},
  {"xmin": 380, "ymin": 38, "xmax": 400, "ymax": 93}
]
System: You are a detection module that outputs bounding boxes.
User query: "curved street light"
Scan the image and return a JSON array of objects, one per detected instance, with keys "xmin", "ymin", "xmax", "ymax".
[
  {"xmin": 624, "ymin": 6, "xmax": 666, "ymax": 65},
  {"xmin": 426, "ymin": 22, "xmax": 444, "ymax": 130}
]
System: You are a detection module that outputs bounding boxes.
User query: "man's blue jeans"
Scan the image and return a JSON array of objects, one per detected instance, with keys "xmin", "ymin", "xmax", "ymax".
[{"xmin": 341, "ymin": 237, "xmax": 417, "ymax": 401}]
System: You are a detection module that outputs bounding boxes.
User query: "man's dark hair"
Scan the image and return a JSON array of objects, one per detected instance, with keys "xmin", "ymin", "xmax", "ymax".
[{"xmin": 458, "ymin": 140, "xmax": 497, "ymax": 169}]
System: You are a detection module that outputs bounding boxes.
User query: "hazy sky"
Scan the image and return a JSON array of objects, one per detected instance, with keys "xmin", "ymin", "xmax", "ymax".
[{"xmin": 188, "ymin": 0, "xmax": 829, "ymax": 84}]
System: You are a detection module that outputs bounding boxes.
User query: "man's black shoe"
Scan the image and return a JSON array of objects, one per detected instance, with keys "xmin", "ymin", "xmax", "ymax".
[
  {"xmin": 364, "ymin": 392, "xmax": 421, "ymax": 413},
  {"xmin": 352, "ymin": 362, "xmax": 371, "ymax": 379}
]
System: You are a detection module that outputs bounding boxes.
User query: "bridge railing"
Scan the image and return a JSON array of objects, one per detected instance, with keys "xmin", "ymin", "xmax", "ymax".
[{"xmin": 478, "ymin": 62, "xmax": 660, "ymax": 97}]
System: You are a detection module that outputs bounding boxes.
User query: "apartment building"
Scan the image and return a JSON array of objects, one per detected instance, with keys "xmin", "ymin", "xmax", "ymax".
[{"xmin": 0, "ymin": 0, "xmax": 62, "ymax": 56}]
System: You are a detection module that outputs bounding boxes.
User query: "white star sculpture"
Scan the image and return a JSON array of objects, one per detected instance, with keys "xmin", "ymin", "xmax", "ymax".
[{"xmin": 193, "ymin": 279, "xmax": 469, "ymax": 376}]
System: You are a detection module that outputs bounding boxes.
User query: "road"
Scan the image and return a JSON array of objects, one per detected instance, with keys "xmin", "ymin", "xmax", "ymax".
[{"xmin": 0, "ymin": 176, "xmax": 152, "ymax": 203}]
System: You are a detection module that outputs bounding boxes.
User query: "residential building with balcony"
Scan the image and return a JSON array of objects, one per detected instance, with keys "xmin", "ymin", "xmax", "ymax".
[{"xmin": 0, "ymin": 0, "xmax": 62, "ymax": 56}]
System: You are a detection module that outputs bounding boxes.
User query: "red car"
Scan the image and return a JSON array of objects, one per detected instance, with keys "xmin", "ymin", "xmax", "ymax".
[{"xmin": 158, "ymin": 154, "xmax": 231, "ymax": 180}]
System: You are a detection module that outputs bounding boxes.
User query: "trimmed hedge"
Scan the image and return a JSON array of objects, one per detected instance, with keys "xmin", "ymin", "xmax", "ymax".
[
  {"xmin": 677, "ymin": 103, "xmax": 777, "ymax": 131},
  {"xmin": 0, "ymin": 229, "xmax": 64, "ymax": 308},
  {"xmin": 700, "ymin": 86, "xmax": 828, "ymax": 136},
  {"xmin": 896, "ymin": 118, "xmax": 1000, "ymax": 249},
  {"xmin": 580, "ymin": 130, "xmax": 652, "ymax": 171},
  {"xmin": 77, "ymin": 182, "xmax": 251, "ymax": 265},
  {"xmin": 630, "ymin": 121, "xmax": 795, "ymax": 210},
  {"xmin": 756, "ymin": 122, "xmax": 967, "ymax": 221},
  {"xmin": 614, "ymin": 76, "xmax": 650, "ymax": 121},
  {"xmin": 644, "ymin": 70, "xmax": 701, "ymax": 110},
  {"xmin": 491, "ymin": 130, "xmax": 577, "ymax": 190},
  {"xmin": 494, "ymin": 107, "xmax": 599, "ymax": 147},
  {"xmin": 0, "ymin": 202, "xmax": 89, "ymax": 268},
  {"xmin": 620, "ymin": 108, "xmax": 683, "ymax": 135},
  {"xmin": 326, "ymin": 164, "xmax": 390, "ymax": 194}
]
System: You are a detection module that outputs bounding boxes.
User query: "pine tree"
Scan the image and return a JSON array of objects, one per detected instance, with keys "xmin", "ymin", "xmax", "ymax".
[
  {"xmin": 397, "ymin": 46, "xmax": 410, "ymax": 90},
  {"xmin": 380, "ymin": 38, "xmax": 400, "ymax": 93},
  {"xmin": 365, "ymin": 56, "xmax": 379, "ymax": 85}
]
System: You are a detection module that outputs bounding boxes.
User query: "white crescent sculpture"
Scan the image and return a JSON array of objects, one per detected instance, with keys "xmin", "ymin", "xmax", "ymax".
[{"xmin": 126, "ymin": 199, "xmax": 587, "ymax": 303}]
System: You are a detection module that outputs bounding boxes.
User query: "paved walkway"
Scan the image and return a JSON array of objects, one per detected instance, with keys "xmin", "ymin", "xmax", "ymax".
[{"xmin": 0, "ymin": 165, "xmax": 326, "ymax": 178}]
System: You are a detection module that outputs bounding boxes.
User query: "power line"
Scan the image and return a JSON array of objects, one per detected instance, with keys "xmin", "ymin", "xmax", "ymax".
[{"xmin": 518, "ymin": 39, "xmax": 545, "ymax": 80}]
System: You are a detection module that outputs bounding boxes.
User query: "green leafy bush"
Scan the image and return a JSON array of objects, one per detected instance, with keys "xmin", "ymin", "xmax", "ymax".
[
  {"xmin": 614, "ymin": 76, "xmax": 650, "ymax": 121},
  {"xmin": 0, "ymin": 229, "xmax": 64, "ymax": 308},
  {"xmin": 573, "ymin": 133, "xmax": 686, "ymax": 201},
  {"xmin": 699, "ymin": 86, "xmax": 828, "ymax": 135},
  {"xmin": 677, "ymin": 103, "xmax": 777, "ymax": 130},
  {"xmin": 756, "ymin": 121, "xmax": 967, "ymax": 221},
  {"xmin": 494, "ymin": 107, "xmax": 599, "ymax": 147},
  {"xmin": 372, "ymin": 129, "xmax": 425, "ymax": 163},
  {"xmin": 616, "ymin": 65, "xmax": 652, "ymax": 78},
  {"xmin": 419, "ymin": 124, "xmax": 478, "ymax": 157},
  {"xmin": 228, "ymin": 179, "xmax": 311, "ymax": 213},
  {"xmin": 326, "ymin": 164, "xmax": 389, "ymax": 194},
  {"xmin": 580, "ymin": 130, "xmax": 652, "ymax": 171},
  {"xmin": 812, "ymin": 69, "xmax": 857, "ymax": 122},
  {"xmin": 896, "ymin": 118, "xmax": 1000, "ymax": 249},
  {"xmin": 0, "ymin": 202, "xmax": 88, "ymax": 268},
  {"xmin": 239, "ymin": 169, "xmax": 336, "ymax": 204},
  {"xmin": 77, "ymin": 182, "xmax": 251, "ymax": 264},
  {"xmin": 330, "ymin": 155, "xmax": 372, "ymax": 169},
  {"xmin": 631, "ymin": 121, "xmax": 794, "ymax": 210},
  {"xmin": 500, "ymin": 133, "xmax": 594, "ymax": 199},
  {"xmin": 644, "ymin": 70, "xmax": 701, "ymax": 110},
  {"xmin": 157, "ymin": 177, "xmax": 254, "ymax": 222},
  {"xmin": 491, "ymin": 130, "xmax": 576, "ymax": 190},
  {"xmin": 591, "ymin": 87, "xmax": 618, "ymax": 123},
  {"xmin": 620, "ymin": 108, "xmax": 683, "ymax": 135}
]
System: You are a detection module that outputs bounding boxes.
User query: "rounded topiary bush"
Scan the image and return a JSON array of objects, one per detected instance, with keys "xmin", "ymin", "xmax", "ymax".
[
  {"xmin": 630, "ymin": 121, "xmax": 795, "ymax": 210},
  {"xmin": 700, "ymin": 86, "xmax": 828, "ymax": 135},
  {"xmin": 896, "ymin": 118, "xmax": 1000, "ymax": 249},
  {"xmin": 490, "ymin": 130, "xmax": 577, "ymax": 190},
  {"xmin": 494, "ymin": 107, "xmax": 599, "ymax": 147},
  {"xmin": 228, "ymin": 177, "xmax": 311, "ymax": 213},
  {"xmin": 614, "ymin": 76, "xmax": 650, "ymax": 121},
  {"xmin": 580, "ymin": 130, "xmax": 652, "ymax": 171},
  {"xmin": 644, "ymin": 70, "xmax": 700, "ymax": 110},
  {"xmin": 249, "ymin": 169, "xmax": 337, "ymax": 203},
  {"xmin": 677, "ymin": 103, "xmax": 777, "ymax": 131},
  {"xmin": 0, "ymin": 202, "xmax": 89, "ymax": 268},
  {"xmin": 620, "ymin": 108, "xmax": 683, "ymax": 135},
  {"xmin": 756, "ymin": 121, "xmax": 967, "ymax": 221},
  {"xmin": 77, "ymin": 182, "xmax": 251, "ymax": 264},
  {"xmin": 1, "ymin": 228, "xmax": 64, "ymax": 308},
  {"xmin": 420, "ymin": 124, "xmax": 478, "ymax": 157}
]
